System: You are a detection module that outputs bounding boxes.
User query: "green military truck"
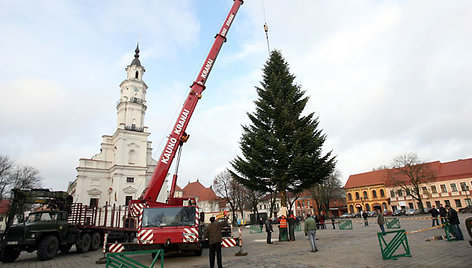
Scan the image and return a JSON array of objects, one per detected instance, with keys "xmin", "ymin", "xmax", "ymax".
[{"xmin": 0, "ymin": 189, "xmax": 137, "ymax": 262}]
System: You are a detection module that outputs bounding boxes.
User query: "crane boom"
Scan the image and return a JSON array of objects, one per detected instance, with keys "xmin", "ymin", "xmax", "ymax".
[{"xmin": 143, "ymin": 0, "xmax": 243, "ymax": 203}]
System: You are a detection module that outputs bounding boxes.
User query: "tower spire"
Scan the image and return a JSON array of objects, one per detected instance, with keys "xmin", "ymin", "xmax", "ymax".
[{"xmin": 131, "ymin": 43, "xmax": 142, "ymax": 66}]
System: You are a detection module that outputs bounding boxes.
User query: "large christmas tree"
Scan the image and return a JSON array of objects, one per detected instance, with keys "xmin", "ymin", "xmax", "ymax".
[{"xmin": 230, "ymin": 50, "xmax": 336, "ymax": 207}]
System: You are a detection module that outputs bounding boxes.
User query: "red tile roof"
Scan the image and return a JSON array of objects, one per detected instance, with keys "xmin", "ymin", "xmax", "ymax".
[
  {"xmin": 182, "ymin": 180, "xmax": 206, "ymax": 199},
  {"xmin": 345, "ymin": 158, "xmax": 472, "ymax": 188},
  {"xmin": 344, "ymin": 169, "xmax": 389, "ymax": 189},
  {"xmin": 198, "ymin": 188, "xmax": 219, "ymax": 201},
  {"xmin": 175, "ymin": 185, "xmax": 183, "ymax": 192}
]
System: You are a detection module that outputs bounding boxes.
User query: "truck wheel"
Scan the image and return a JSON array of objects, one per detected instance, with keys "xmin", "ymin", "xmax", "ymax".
[
  {"xmin": 37, "ymin": 235, "xmax": 59, "ymax": 261},
  {"xmin": 59, "ymin": 244, "xmax": 73, "ymax": 254},
  {"xmin": 0, "ymin": 246, "xmax": 21, "ymax": 263},
  {"xmin": 77, "ymin": 233, "xmax": 91, "ymax": 253},
  {"xmin": 90, "ymin": 232, "xmax": 101, "ymax": 251}
]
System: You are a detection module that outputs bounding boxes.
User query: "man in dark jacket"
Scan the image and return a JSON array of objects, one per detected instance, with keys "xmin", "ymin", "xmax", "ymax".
[
  {"xmin": 288, "ymin": 214, "xmax": 297, "ymax": 241},
  {"xmin": 265, "ymin": 218, "xmax": 273, "ymax": 244},
  {"xmin": 439, "ymin": 204, "xmax": 447, "ymax": 226},
  {"xmin": 430, "ymin": 205, "xmax": 439, "ymax": 227},
  {"xmin": 446, "ymin": 204, "xmax": 464, "ymax": 240},
  {"xmin": 205, "ymin": 217, "xmax": 226, "ymax": 268},
  {"xmin": 362, "ymin": 210, "xmax": 369, "ymax": 226}
]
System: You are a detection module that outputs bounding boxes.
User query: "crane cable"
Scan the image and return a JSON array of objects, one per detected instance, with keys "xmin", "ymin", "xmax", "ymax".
[{"xmin": 261, "ymin": 0, "xmax": 271, "ymax": 55}]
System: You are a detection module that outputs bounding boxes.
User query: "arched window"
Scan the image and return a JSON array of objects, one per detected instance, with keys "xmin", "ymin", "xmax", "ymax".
[
  {"xmin": 135, "ymin": 71, "xmax": 139, "ymax": 79},
  {"xmin": 349, "ymin": 205, "xmax": 354, "ymax": 213},
  {"xmin": 128, "ymin": 149, "xmax": 136, "ymax": 164},
  {"xmin": 363, "ymin": 191, "xmax": 368, "ymax": 199},
  {"xmin": 380, "ymin": 189, "xmax": 385, "ymax": 197},
  {"xmin": 348, "ymin": 193, "xmax": 352, "ymax": 201},
  {"xmin": 372, "ymin": 190, "xmax": 377, "ymax": 198},
  {"xmin": 366, "ymin": 204, "xmax": 371, "ymax": 211},
  {"xmin": 355, "ymin": 192, "xmax": 360, "ymax": 200}
]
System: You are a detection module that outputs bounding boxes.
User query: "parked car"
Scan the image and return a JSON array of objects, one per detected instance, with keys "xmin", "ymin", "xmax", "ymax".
[
  {"xmin": 405, "ymin": 209, "xmax": 416, "ymax": 216},
  {"xmin": 392, "ymin": 209, "xmax": 405, "ymax": 216},
  {"xmin": 382, "ymin": 210, "xmax": 393, "ymax": 216},
  {"xmin": 340, "ymin": 213, "xmax": 354, "ymax": 219},
  {"xmin": 354, "ymin": 212, "xmax": 362, "ymax": 218},
  {"xmin": 367, "ymin": 211, "xmax": 376, "ymax": 217},
  {"xmin": 459, "ymin": 206, "xmax": 472, "ymax": 214}
]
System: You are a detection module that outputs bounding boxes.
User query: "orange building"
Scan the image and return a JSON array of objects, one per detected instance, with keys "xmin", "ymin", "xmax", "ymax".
[{"xmin": 344, "ymin": 169, "xmax": 389, "ymax": 213}]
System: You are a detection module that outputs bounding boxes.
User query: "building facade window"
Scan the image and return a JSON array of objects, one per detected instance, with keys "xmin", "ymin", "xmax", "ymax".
[
  {"xmin": 372, "ymin": 190, "xmax": 377, "ymax": 198},
  {"xmin": 435, "ymin": 201, "xmax": 441, "ymax": 207},
  {"xmin": 460, "ymin": 182, "xmax": 467, "ymax": 191},
  {"xmin": 426, "ymin": 201, "xmax": 431, "ymax": 208},
  {"xmin": 380, "ymin": 189, "xmax": 385, "ymax": 197},
  {"xmin": 450, "ymin": 183, "xmax": 458, "ymax": 192},
  {"xmin": 127, "ymin": 177, "xmax": 134, "ymax": 183},
  {"xmin": 408, "ymin": 203, "xmax": 414, "ymax": 209},
  {"xmin": 348, "ymin": 193, "xmax": 352, "ymax": 201},
  {"xmin": 444, "ymin": 200, "xmax": 451, "ymax": 207},
  {"xmin": 89, "ymin": 198, "xmax": 98, "ymax": 207},
  {"xmin": 363, "ymin": 191, "xmax": 368, "ymax": 199},
  {"xmin": 431, "ymin": 185, "xmax": 437, "ymax": 194},
  {"xmin": 454, "ymin": 199, "xmax": 462, "ymax": 207},
  {"xmin": 397, "ymin": 190, "xmax": 403, "ymax": 197},
  {"xmin": 355, "ymin": 192, "xmax": 360, "ymax": 200},
  {"xmin": 421, "ymin": 187, "xmax": 428, "ymax": 194},
  {"xmin": 405, "ymin": 188, "xmax": 411, "ymax": 195},
  {"xmin": 440, "ymin": 184, "xmax": 447, "ymax": 193},
  {"xmin": 390, "ymin": 190, "xmax": 395, "ymax": 198},
  {"xmin": 125, "ymin": 196, "xmax": 132, "ymax": 206},
  {"xmin": 349, "ymin": 205, "xmax": 354, "ymax": 213}
]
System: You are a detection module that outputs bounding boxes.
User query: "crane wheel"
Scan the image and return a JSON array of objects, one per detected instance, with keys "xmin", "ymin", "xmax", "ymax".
[
  {"xmin": 90, "ymin": 232, "xmax": 101, "ymax": 251},
  {"xmin": 37, "ymin": 235, "xmax": 59, "ymax": 261},
  {"xmin": 77, "ymin": 233, "xmax": 91, "ymax": 253},
  {"xmin": 0, "ymin": 246, "xmax": 21, "ymax": 263}
]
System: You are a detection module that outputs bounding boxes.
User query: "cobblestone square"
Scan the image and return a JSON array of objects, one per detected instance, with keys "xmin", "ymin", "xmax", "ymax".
[{"xmin": 9, "ymin": 214, "xmax": 472, "ymax": 268}]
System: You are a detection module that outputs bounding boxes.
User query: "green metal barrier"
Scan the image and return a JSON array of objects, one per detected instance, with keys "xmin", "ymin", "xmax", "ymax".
[
  {"xmin": 106, "ymin": 249, "xmax": 164, "ymax": 268},
  {"xmin": 250, "ymin": 225, "xmax": 263, "ymax": 234},
  {"xmin": 386, "ymin": 218, "xmax": 401, "ymax": 229},
  {"xmin": 377, "ymin": 229, "xmax": 412, "ymax": 260},
  {"xmin": 338, "ymin": 219, "xmax": 353, "ymax": 230}
]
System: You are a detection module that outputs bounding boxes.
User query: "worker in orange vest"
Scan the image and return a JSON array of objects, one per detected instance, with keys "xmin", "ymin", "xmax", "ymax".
[{"xmin": 278, "ymin": 215, "xmax": 288, "ymax": 241}]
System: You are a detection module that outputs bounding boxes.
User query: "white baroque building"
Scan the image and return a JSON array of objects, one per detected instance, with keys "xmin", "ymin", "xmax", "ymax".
[{"xmin": 68, "ymin": 45, "xmax": 168, "ymax": 207}]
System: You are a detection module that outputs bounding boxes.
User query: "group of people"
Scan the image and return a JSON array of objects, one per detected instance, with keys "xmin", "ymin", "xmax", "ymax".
[{"xmin": 375, "ymin": 204, "xmax": 464, "ymax": 240}]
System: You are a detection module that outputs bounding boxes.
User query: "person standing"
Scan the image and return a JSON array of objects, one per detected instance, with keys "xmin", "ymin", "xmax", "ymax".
[
  {"xmin": 278, "ymin": 215, "xmax": 288, "ymax": 241},
  {"xmin": 265, "ymin": 218, "xmax": 273, "ymax": 244},
  {"xmin": 331, "ymin": 216, "xmax": 336, "ymax": 229},
  {"xmin": 430, "ymin": 205, "xmax": 439, "ymax": 227},
  {"xmin": 304, "ymin": 214, "xmax": 318, "ymax": 252},
  {"xmin": 205, "ymin": 216, "xmax": 226, "ymax": 268},
  {"xmin": 288, "ymin": 214, "xmax": 296, "ymax": 241},
  {"xmin": 377, "ymin": 208, "xmax": 385, "ymax": 234},
  {"xmin": 362, "ymin": 210, "xmax": 369, "ymax": 227},
  {"xmin": 439, "ymin": 204, "xmax": 447, "ymax": 227},
  {"xmin": 259, "ymin": 217, "xmax": 264, "ymax": 231},
  {"xmin": 446, "ymin": 204, "xmax": 464, "ymax": 240}
]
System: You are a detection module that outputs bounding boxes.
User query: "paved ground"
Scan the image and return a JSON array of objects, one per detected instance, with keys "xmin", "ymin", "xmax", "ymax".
[{"xmin": 9, "ymin": 213, "xmax": 472, "ymax": 268}]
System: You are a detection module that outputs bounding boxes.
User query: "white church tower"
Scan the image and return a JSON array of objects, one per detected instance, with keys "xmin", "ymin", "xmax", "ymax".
[{"xmin": 69, "ymin": 45, "xmax": 168, "ymax": 207}]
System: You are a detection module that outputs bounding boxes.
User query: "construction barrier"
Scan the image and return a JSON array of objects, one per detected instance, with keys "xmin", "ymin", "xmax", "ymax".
[
  {"xmin": 377, "ymin": 229, "xmax": 412, "ymax": 260},
  {"xmin": 338, "ymin": 219, "xmax": 353, "ymax": 230},
  {"xmin": 106, "ymin": 249, "xmax": 164, "ymax": 268},
  {"xmin": 250, "ymin": 225, "xmax": 263, "ymax": 234},
  {"xmin": 444, "ymin": 223, "xmax": 455, "ymax": 241},
  {"xmin": 386, "ymin": 218, "xmax": 401, "ymax": 229}
]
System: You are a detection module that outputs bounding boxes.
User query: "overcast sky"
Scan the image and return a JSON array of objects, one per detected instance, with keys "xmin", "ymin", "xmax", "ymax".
[{"xmin": 1, "ymin": 0, "xmax": 471, "ymax": 191}]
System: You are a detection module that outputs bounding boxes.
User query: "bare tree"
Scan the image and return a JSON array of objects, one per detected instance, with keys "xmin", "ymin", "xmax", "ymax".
[
  {"xmin": 0, "ymin": 155, "xmax": 14, "ymax": 199},
  {"xmin": 287, "ymin": 191, "xmax": 301, "ymax": 216},
  {"xmin": 246, "ymin": 189, "xmax": 265, "ymax": 223},
  {"xmin": 0, "ymin": 155, "xmax": 41, "ymax": 199},
  {"xmin": 387, "ymin": 153, "xmax": 436, "ymax": 211},
  {"xmin": 309, "ymin": 170, "xmax": 344, "ymax": 215},
  {"xmin": 213, "ymin": 170, "xmax": 242, "ymax": 225}
]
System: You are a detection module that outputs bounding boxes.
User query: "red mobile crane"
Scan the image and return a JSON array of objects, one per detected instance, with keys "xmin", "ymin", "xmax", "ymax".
[{"xmin": 128, "ymin": 0, "xmax": 243, "ymax": 254}]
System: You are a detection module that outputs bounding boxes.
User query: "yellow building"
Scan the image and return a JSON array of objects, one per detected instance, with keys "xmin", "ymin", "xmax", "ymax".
[{"xmin": 344, "ymin": 169, "xmax": 389, "ymax": 213}]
